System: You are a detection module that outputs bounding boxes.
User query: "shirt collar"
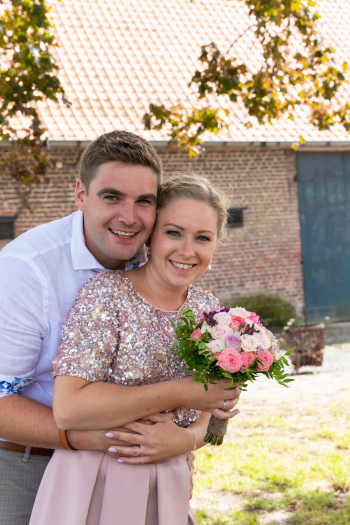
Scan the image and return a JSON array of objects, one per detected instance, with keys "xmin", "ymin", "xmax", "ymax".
[{"xmin": 70, "ymin": 210, "xmax": 148, "ymax": 272}]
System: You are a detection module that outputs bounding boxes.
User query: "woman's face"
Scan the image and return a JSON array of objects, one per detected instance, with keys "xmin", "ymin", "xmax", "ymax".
[{"xmin": 149, "ymin": 198, "xmax": 218, "ymax": 289}]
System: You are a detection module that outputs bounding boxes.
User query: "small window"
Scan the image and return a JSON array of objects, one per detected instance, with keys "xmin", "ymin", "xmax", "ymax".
[
  {"xmin": 227, "ymin": 207, "xmax": 247, "ymax": 228},
  {"xmin": 0, "ymin": 216, "xmax": 17, "ymax": 240}
]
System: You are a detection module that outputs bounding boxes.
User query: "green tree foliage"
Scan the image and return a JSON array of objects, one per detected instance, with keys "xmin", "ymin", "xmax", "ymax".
[
  {"xmin": 144, "ymin": 0, "xmax": 350, "ymax": 155},
  {"xmin": 0, "ymin": 0, "xmax": 67, "ymax": 184}
]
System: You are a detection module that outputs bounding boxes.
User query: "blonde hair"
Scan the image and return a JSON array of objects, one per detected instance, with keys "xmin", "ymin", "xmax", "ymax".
[{"xmin": 157, "ymin": 172, "xmax": 228, "ymax": 239}]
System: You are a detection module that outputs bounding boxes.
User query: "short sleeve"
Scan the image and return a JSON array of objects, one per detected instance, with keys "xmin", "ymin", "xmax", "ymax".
[
  {"xmin": 0, "ymin": 256, "xmax": 47, "ymax": 399},
  {"xmin": 54, "ymin": 272, "xmax": 119, "ymax": 382}
]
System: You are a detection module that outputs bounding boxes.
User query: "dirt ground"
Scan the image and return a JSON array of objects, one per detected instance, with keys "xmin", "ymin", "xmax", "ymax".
[{"xmin": 191, "ymin": 343, "xmax": 350, "ymax": 524}]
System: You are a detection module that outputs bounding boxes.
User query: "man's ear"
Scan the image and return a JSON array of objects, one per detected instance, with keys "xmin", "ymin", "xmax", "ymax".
[{"xmin": 75, "ymin": 179, "xmax": 87, "ymax": 211}]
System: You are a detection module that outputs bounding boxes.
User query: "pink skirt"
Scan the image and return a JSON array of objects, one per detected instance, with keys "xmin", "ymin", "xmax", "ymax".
[{"xmin": 29, "ymin": 449, "xmax": 197, "ymax": 525}]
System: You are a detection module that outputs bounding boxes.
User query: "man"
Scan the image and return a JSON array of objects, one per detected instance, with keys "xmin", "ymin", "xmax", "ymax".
[{"xmin": 0, "ymin": 130, "xmax": 240, "ymax": 523}]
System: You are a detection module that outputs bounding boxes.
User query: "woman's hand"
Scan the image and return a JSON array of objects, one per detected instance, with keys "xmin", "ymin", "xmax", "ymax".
[
  {"xmin": 104, "ymin": 413, "xmax": 195, "ymax": 464},
  {"xmin": 179, "ymin": 377, "xmax": 241, "ymax": 420}
]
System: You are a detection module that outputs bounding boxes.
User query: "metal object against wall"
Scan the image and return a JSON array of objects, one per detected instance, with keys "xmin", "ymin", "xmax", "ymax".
[
  {"xmin": 0, "ymin": 216, "xmax": 17, "ymax": 240},
  {"xmin": 284, "ymin": 323, "xmax": 325, "ymax": 374},
  {"xmin": 297, "ymin": 152, "xmax": 350, "ymax": 323},
  {"xmin": 226, "ymin": 207, "xmax": 247, "ymax": 228}
]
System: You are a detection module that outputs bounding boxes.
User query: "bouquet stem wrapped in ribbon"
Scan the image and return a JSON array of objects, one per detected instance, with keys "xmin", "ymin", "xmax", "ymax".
[{"xmin": 170, "ymin": 307, "xmax": 293, "ymax": 445}]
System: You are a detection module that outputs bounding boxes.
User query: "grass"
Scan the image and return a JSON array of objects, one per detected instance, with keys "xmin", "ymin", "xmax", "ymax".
[{"xmin": 192, "ymin": 379, "xmax": 350, "ymax": 525}]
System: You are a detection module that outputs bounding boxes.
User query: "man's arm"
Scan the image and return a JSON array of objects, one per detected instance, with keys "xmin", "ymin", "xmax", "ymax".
[
  {"xmin": 0, "ymin": 257, "xmax": 126, "ymax": 452},
  {"xmin": 0, "ymin": 395, "xmax": 130, "ymax": 451}
]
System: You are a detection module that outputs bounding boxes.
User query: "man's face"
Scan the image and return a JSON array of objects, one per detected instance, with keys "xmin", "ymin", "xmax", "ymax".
[{"xmin": 75, "ymin": 161, "xmax": 158, "ymax": 269}]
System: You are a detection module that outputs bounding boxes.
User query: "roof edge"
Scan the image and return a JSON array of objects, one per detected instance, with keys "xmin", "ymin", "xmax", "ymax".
[{"xmin": 2, "ymin": 139, "xmax": 350, "ymax": 148}]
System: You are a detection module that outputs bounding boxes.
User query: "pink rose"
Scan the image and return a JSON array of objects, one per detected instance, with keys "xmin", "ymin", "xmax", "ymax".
[
  {"xmin": 191, "ymin": 328, "xmax": 201, "ymax": 340},
  {"xmin": 230, "ymin": 316, "xmax": 246, "ymax": 330},
  {"xmin": 208, "ymin": 340, "xmax": 223, "ymax": 354},
  {"xmin": 217, "ymin": 348, "xmax": 242, "ymax": 373},
  {"xmin": 199, "ymin": 316, "xmax": 205, "ymax": 323},
  {"xmin": 241, "ymin": 334, "xmax": 260, "ymax": 352},
  {"xmin": 210, "ymin": 324, "xmax": 233, "ymax": 340},
  {"xmin": 249, "ymin": 312, "xmax": 260, "ymax": 324},
  {"xmin": 256, "ymin": 351, "xmax": 274, "ymax": 372},
  {"xmin": 213, "ymin": 312, "xmax": 232, "ymax": 326},
  {"xmin": 240, "ymin": 351, "xmax": 255, "ymax": 370}
]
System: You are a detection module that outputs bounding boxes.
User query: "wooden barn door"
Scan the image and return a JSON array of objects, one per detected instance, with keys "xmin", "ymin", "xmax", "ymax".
[{"xmin": 297, "ymin": 151, "xmax": 350, "ymax": 323}]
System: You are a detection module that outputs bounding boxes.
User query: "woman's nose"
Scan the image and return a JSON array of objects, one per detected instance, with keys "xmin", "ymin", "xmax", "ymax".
[{"xmin": 178, "ymin": 239, "xmax": 195, "ymax": 258}]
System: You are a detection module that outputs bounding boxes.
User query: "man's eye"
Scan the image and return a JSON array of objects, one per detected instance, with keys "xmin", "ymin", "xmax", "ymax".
[{"xmin": 105, "ymin": 196, "xmax": 119, "ymax": 201}]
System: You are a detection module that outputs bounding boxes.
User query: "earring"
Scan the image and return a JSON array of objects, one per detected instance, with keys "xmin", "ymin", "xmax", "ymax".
[{"xmin": 208, "ymin": 260, "xmax": 213, "ymax": 270}]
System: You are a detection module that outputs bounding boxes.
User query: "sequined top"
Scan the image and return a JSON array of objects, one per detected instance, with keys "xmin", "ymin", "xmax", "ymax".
[{"xmin": 54, "ymin": 270, "xmax": 220, "ymax": 427}]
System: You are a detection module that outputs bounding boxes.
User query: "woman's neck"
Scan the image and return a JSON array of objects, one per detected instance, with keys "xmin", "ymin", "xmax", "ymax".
[{"xmin": 125, "ymin": 263, "xmax": 189, "ymax": 312}]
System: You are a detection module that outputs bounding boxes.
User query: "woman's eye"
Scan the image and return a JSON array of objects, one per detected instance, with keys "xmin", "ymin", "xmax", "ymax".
[
  {"xmin": 167, "ymin": 230, "xmax": 180, "ymax": 237},
  {"xmin": 197, "ymin": 235, "xmax": 210, "ymax": 242}
]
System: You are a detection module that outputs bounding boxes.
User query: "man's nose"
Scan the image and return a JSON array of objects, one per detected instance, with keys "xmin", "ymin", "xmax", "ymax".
[{"xmin": 117, "ymin": 202, "xmax": 137, "ymax": 226}]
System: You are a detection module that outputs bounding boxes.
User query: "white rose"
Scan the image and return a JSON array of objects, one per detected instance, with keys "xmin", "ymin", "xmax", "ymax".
[
  {"xmin": 201, "ymin": 322, "xmax": 210, "ymax": 335},
  {"xmin": 254, "ymin": 327, "xmax": 271, "ymax": 350},
  {"xmin": 274, "ymin": 349, "xmax": 282, "ymax": 361},
  {"xmin": 229, "ymin": 307, "xmax": 251, "ymax": 319},
  {"xmin": 213, "ymin": 312, "xmax": 232, "ymax": 326},
  {"xmin": 208, "ymin": 340, "xmax": 223, "ymax": 354},
  {"xmin": 241, "ymin": 334, "xmax": 260, "ymax": 352},
  {"xmin": 210, "ymin": 325, "xmax": 233, "ymax": 340}
]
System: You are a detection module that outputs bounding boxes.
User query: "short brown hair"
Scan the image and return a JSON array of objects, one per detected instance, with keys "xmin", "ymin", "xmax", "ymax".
[
  {"xmin": 79, "ymin": 130, "xmax": 163, "ymax": 191},
  {"xmin": 158, "ymin": 172, "xmax": 228, "ymax": 239}
]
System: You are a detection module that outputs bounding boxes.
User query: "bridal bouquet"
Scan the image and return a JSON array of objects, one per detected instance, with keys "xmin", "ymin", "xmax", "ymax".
[{"xmin": 170, "ymin": 307, "xmax": 292, "ymax": 445}]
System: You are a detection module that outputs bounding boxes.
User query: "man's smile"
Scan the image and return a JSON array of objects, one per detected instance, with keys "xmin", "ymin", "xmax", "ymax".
[{"xmin": 108, "ymin": 228, "xmax": 138, "ymax": 239}]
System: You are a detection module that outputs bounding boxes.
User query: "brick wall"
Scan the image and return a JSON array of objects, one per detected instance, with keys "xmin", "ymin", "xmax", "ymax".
[{"xmin": 0, "ymin": 145, "xmax": 304, "ymax": 311}]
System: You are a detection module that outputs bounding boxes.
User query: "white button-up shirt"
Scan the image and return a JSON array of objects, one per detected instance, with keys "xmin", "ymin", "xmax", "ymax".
[{"xmin": 0, "ymin": 210, "xmax": 146, "ymax": 412}]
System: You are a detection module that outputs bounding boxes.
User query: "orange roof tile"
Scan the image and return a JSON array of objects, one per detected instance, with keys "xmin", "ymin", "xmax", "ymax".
[{"xmin": 37, "ymin": 0, "xmax": 350, "ymax": 143}]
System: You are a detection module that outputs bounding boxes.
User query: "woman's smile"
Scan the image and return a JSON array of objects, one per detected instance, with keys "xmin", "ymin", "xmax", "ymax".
[{"xmin": 169, "ymin": 260, "xmax": 197, "ymax": 271}]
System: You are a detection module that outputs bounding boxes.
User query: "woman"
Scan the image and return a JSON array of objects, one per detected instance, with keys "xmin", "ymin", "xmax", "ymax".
[{"xmin": 30, "ymin": 173, "xmax": 239, "ymax": 525}]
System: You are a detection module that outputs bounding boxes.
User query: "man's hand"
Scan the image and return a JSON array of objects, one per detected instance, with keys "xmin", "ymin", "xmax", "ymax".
[
  {"xmin": 67, "ymin": 413, "xmax": 179, "ymax": 461},
  {"xmin": 102, "ymin": 413, "xmax": 195, "ymax": 464}
]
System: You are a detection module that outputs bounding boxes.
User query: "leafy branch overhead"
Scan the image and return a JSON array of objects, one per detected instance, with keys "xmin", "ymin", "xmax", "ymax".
[
  {"xmin": 0, "ymin": 0, "xmax": 68, "ymax": 185},
  {"xmin": 144, "ymin": 0, "xmax": 350, "ymax": 155}
]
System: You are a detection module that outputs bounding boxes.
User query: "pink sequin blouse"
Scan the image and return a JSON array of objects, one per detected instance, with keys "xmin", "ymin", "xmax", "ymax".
[{"xmin": 53, "ymin": 270, "xmax": 220, "ymax": 427}]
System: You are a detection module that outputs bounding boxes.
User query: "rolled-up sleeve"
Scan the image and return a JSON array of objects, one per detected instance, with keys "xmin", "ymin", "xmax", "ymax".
[{"xmin": 0, "ymin": 256, "xmax": 48, "ymax": 399}]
